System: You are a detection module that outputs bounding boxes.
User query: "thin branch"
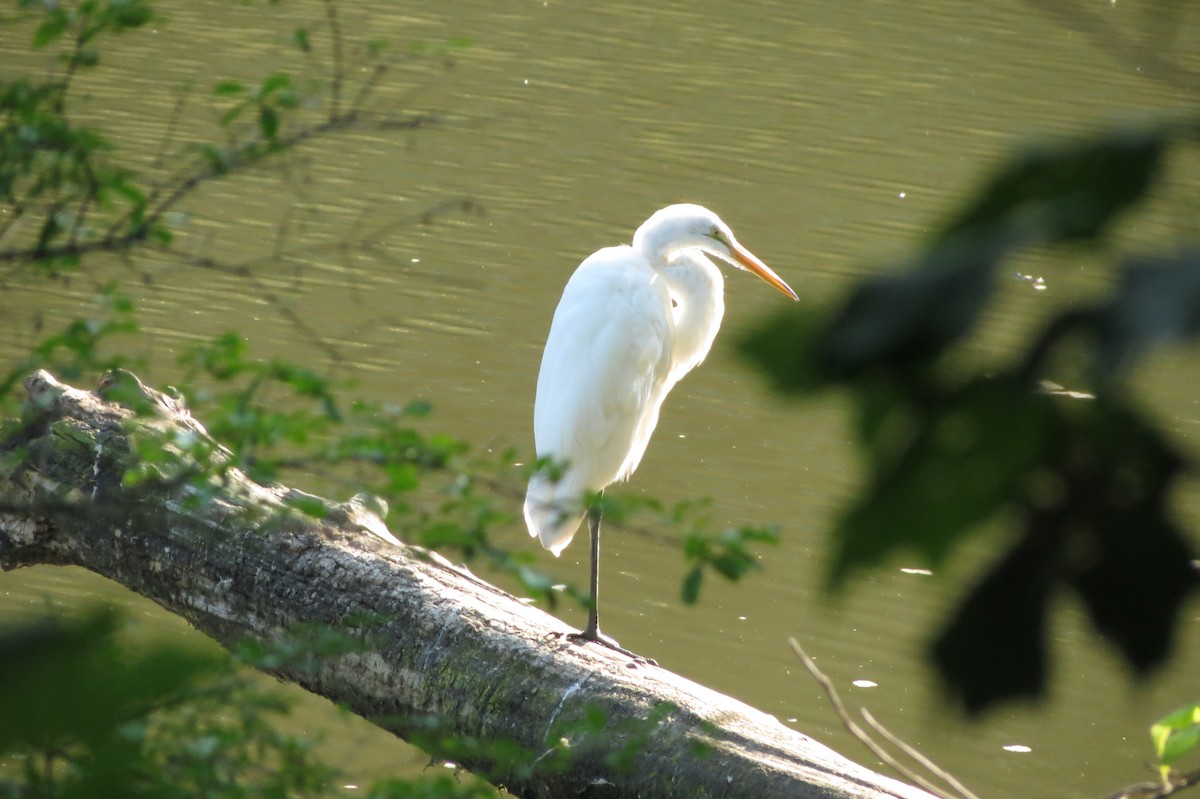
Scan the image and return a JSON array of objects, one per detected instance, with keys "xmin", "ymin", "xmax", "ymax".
[
  {"xmin": 789, "ymin": 638, "xmax": 978, "ymax": 799},
  {"xmin": 1104, "ymin": 768, "xmax": 1200, "ymax": 799},
  {"xmin": 322, "ymin": 0, "xmax": 344, "ymax": 121},
  {"xmin": 860, "ymin": 709, "xmax": 982, "ymax": 799},
  {"xmin": 0, "ymin": 200, "xmax": 29, "ymax": 249},
  {"xmin": 153, "ymin": 83, "xmax": 193, "ymax": 169},
  {"xmin": 0, "ymin": 115, "xmax": 359, "ymax": 266},
  {"xmin": 53, "ymin": 25, "xmax": 88, "ymax": 116},
  {"xmin": 66, "ymin": 163, "xmax": 99, "ymax": 250},
  {"xmin": 158, "ymin": 248, "xmax": 345, "ymax": 366},
  {"xmin": 348, "ymin": 63, "xmax": 388, "ymax": 116}
]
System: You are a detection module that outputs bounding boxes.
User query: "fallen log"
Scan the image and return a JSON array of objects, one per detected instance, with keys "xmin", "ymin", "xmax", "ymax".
[{"xmin": 0, "ymin": 370, "xmax": 934, "ymax": 799}]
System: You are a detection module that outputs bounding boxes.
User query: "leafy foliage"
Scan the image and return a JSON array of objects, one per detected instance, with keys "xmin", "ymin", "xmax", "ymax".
[
  {"xmin": 741, "ymin": 119, "xmax": 1200, "ymax": 713},
  {"xmin": 0, "ymin": 284, "xmax": 139, "ymax": 402},
  {"xmin": 1, "ymin": 1, "xmax": 168, "ymax": 271},
  {"xmin": 0, "ymin": 609, "xmax": 504, "ymax": 798},
  {"xmin": 0, "ymin": 609, "xmax": 324, "ymax": 798},
  {"xmin": 3, "ymin": 0, "xmax": 756, "ymax": 619},
  {"xmin": 213, "ymin": 72, "xmax": 301, "ymax": 146},
  {"xmin": 682, "ymin": 524, "xmax": 780, "ymax": 605}
]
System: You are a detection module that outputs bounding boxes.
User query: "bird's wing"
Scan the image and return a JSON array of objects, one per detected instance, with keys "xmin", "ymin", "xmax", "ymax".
[{"xmin": 525, "ymin": 245, "xmax": 673, "ymax": 554}]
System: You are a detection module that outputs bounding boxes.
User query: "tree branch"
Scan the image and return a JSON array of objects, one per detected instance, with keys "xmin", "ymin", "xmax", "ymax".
[{"xmin": 0, "ymin": 371, "xmax": 936, "ymax": 799}]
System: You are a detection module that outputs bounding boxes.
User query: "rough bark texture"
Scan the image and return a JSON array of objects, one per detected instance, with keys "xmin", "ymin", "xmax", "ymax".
[{"xmin": 0, "ymin": 371, "xmax": 934, "ymax": 799}]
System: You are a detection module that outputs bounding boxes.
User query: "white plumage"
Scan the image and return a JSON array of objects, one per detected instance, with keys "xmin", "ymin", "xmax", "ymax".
[{"xmin": 523, "ymin": 203, "xmax": 797, "ymax": 654}]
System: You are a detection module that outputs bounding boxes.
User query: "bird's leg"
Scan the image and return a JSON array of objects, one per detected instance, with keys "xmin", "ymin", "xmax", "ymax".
[
  {"xmin": 580, "ymin": 503, "xmax": 603, "ymax": 640},
  {"xmin": 567, "ymin": 503, "xmax": 654, "ymax": 664}
]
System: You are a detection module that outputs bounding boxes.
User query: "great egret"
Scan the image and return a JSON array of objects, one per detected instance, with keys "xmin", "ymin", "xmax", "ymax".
[{"xmin": 523, "ymin": 203, "xmax": 798, "ymax": 658}]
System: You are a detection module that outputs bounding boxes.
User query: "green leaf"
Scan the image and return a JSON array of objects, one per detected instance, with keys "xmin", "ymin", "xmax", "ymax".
[
  {"xmin": 218, "ymin": 103, "xmax": 245, "ymax": 128},
  {"xmin": 213, "ymin": 80, "xmax": 246, "ymax": 97},
  {"xmin": 258, "ymin": 105, "xmax": 279, "ymax": 141},
  {"xmin": 259, "ymin": 72, "xmax": 292, "ymax": 96},
  {"xmin": 292, "ymin": 26, "xmax": 311, "ymax": 52},
  {"xmin": 147, "ymin": 222, "xmax": 173, "ymax": 246},
  {"xmin": 74, "ymin": 47, "xmax": 101, "ymax": 67},
  {"xmin": 1151, "ymin": 703, "xmax": 1200, "ymax": 774},
  {"xmin": 31, "ymin": 10, "xmax": 69, "ymax": 48},
  {"xmin": 196, "ymin": 143, "xmax": 229, "ymax": 174},
  {"xmin": 932, "ymin": 396, "xmax": 1198, "ymax": 714},
  {"xmin": 108, "ymin": 1, "xmax": 153, "ymax": 31},
  {"xmin": 681, "ymin": 525, "xmax": 777, "ymax": 603},
  {"xmin": 681, "ymin": 566, "xmax": 703, "ymax": 605}
]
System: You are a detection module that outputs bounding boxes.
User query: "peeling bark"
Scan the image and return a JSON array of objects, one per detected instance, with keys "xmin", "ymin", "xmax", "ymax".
[{"xmin": 0, "ymin": 370, "xmax": 934, "ymax": 799}]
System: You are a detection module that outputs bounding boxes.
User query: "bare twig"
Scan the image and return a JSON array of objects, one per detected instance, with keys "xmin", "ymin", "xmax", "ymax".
[
  {"xmin": 53, "ymin": 25, "xmax": 88, "ymax": 115},
  {"xmin": 159, "ymin": 248, "xmax": 345, "ymax": 366},
  {"xmin": 860, "ymin": 709, "xmax": 982, "ymax": 799},
  {"xmin": 66, "ymin": 163, "xmax": 99, "ymax": 251},
  {"xmin": 153, "ymin": 83, "xmax": 193, "ymax": 169},
  {"xmin": 349, "ymin": 63, "xmax": 388, "ymax": 115},
  {"xmin": 1104, "ymin": 768, "xmax": 1200, "ymax": 799},
  {"xmin": 789, "ymin": 638, "xmax": 980, "ymax": 799},
  {"xmin": 322, "ymin": 0, "xmax": 344, "ymax": 121}
]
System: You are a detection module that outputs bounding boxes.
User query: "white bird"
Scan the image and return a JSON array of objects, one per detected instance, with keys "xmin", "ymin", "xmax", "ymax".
[{"xmin": 523, "ymin": 203, "xmax": 798, "ymax": 657}]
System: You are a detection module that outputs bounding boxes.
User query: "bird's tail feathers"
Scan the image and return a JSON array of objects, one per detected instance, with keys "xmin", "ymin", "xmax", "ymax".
[{"xmin": 523, "ymin": 473, "xmax": 585, "ymax": 556}]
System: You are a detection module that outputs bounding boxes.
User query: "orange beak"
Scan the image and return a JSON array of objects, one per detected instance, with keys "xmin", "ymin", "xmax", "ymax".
[{"xmin": 730, "ymin": 241, "xmax": 798, "ymax": 301}]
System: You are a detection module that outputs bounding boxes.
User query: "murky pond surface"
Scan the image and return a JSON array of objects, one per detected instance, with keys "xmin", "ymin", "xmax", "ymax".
[{"xmin": 3, "ymin": 1, "xmax": 1200, "ymax": 795}]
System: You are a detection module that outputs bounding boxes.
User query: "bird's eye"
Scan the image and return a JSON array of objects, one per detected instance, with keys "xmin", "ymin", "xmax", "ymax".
[{"xmin": 707, "ymin": 227, "xmax": 723, "ymax": 242}]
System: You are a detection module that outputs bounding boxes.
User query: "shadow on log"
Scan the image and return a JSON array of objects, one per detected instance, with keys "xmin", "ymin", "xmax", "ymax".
[{"xmin": 0, "ymin": 370, "xmax": 934, "ymax": 799}]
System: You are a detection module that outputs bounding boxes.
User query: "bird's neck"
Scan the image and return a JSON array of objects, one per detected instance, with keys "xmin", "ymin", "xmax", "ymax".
[
  {"xmin": 632, "ymin": 223, "xmax": 727, "ymax": 388},
  {"xmin": 632, "ymin": 218, "xmax": 708, "ymax": 268},
  {"xmin": 660, "ymin": 253, "xmax": 725, "ymax": 387}
]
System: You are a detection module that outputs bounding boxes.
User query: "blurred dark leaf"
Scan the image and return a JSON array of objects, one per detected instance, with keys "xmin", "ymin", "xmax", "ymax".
[
  {"xmin": 681, "ymin": 566, "xmax": 703, "ymax": 605},
  {"xmin": 937, "ymin": 127, "xmax": 1165, "ymax": 246},
  {"xmin": 1095, "ymin": 250, "xmax": 1200, "ymax": 379},
  {"xmin": 818, "ymin": 250, "xmax": 998, "ymax": 377},
  {"xmin": 932, "ymin": 399, "xmax": 1198, "ymax": 714},
  {"xmin": 0, "ymin": 609, "xmax": 221, "ymax": 754},
  {"xmin": 737, "ymin": 305, "xmax": 827, "ymax": 393},
  {"xmin": 931, "ymin": 532, "xmax": 1055, "ymax": 714},
  {"xmin": 744, "ymin": 125, "xmax": 1194, "ymax": 386},
  {"xmin": 739, "ymin": 120, "xmax": 1200, "ymax": 715},
  {"xmin": 829, "ymin": 375, "xmax": 1053, "ymax": 587},
  {"xmin": 1052, "ymin": 402, "xmax": 1198, "ymax": 672}
]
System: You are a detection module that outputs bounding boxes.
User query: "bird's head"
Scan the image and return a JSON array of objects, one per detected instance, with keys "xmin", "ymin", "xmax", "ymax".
[{"xmin": 633, "ymin": 203, "xmax": 798, "ymax": 300}]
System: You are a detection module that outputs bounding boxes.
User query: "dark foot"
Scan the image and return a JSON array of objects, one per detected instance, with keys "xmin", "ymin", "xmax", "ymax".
[{"xmin": 551, "ymin": 629, "xmax": 657, "ymax": 666}]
